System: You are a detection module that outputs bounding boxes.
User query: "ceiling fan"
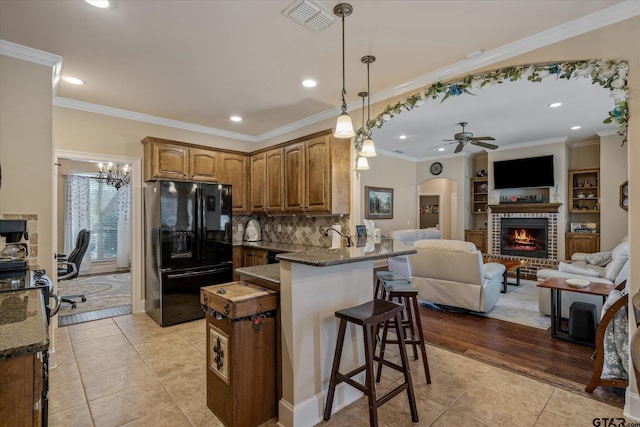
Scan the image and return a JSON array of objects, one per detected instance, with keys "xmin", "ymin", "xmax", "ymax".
[{"xmin": 443, "ymin": 122, "xmax": 498, "ymax": 153}]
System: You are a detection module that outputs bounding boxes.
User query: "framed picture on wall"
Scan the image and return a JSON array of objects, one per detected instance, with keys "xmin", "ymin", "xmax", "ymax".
[{"xmin": 365, "ymin": 186, "xmax": 393, "ymax": 219}]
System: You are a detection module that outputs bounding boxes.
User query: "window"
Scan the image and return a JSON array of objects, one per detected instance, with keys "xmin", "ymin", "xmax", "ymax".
[{"xmin": 88, "ymin": 180, "xmax": 119, "ymax": 261}]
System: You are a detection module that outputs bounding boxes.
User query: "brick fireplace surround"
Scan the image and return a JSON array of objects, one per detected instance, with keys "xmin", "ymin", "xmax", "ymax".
[{"xmin": 484, "ymin": 203, "xmax": 561, "ymax": 280}]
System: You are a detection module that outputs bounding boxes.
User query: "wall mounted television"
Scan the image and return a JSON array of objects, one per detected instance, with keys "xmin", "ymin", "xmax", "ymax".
[{"xmin": 493, "ymin": 155, "xmax": 555, "ymax": 189}]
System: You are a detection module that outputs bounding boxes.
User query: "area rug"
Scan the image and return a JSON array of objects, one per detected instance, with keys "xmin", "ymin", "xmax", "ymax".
[
  {"xmin": 477, "ymin": 279, "xmax": 551, "ymax": 330},
  {"xmin": 57, "ymin": 272, "xmax": 131, "ymax": 317}
]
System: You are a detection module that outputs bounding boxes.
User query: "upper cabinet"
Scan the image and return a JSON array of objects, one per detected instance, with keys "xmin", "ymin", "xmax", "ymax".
[
  {"xmin": 284, "ymin": 134, "xmax": 349, "ymax": 215},
  {"xmin": 142, "ymin": 130, "xmax": 349, "ymax": 216},
  {"xmin": 220, "ymin": 152, "xmax": 250, "ymax": 215},
  {"xmin": 142, "ymin": 137, "xmax": 219, "ymax": 182},
  {"xmin": 568, "ymin": 168, "xmax": 600, "ymax": 213}
]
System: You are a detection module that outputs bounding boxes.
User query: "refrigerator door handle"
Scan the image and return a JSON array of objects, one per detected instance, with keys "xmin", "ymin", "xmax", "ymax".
[
  {"xmin": 195, "ymin": 187, "xmax": 203, "ymax": 260},
  {"xmin": 166, "ymin": 267, "xmax": 230, "ymax": 279},
  {"xmin": 199, "ymin": 187, "xmax": 206, "ymax": 260}
]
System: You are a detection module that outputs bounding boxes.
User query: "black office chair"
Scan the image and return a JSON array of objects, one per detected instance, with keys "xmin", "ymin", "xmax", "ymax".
[{"xmin": 58, "ymin": 229, "xmax": 90, "ymax": 308}]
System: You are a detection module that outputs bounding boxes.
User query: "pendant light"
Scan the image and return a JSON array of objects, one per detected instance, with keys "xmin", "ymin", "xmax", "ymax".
[
  {"xmin": 359, "ymin": 55, "xmax": 377, "ymax": 157},
  {"xmin": 333, "ymin": 3, "xmax": 355, "ymax": 138},
  {"xmin": 355, "ymin": 91, "xmax": 370, "ymax": 171}
]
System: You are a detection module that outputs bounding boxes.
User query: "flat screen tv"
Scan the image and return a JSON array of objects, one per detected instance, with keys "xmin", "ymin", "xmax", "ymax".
[{"xmin": 493, "ymin": 155, "xmax": 554, "ymax": 189}]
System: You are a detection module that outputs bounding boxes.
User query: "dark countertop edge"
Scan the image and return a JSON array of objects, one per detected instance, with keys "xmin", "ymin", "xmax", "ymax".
[
  {"xmin": 276, "ymin": 248, "xmax": 417, "ymax": 267},
  {"xmin": 236, "ymin": 264, "xmax": 281, "ymax": 284},
  {"xmin": 232, "ymin": 240, "xmax": 314, "ymax": 252},
  {"xmin": 0, "ymin": 339, "xmax": 49, "ymax": 361}
]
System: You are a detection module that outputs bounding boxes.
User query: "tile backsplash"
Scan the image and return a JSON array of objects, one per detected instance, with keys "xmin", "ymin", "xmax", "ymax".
[
  {"xmin": 0, "ymin": 213, "xmax": 38, "ymax": 267},
  {"xmin": 233, "ymin": 215, "xmax": 350, "ymax": 247}
]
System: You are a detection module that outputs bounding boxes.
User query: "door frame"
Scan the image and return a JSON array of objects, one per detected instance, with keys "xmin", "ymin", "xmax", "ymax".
[{"xmin": 55, "ymin": 150, "xmax": 143, "ymax": 317}]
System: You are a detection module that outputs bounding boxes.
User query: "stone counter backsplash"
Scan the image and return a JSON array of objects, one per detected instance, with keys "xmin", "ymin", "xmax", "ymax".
[{"xmin": 232, "ymin": 215, "xmax": 350, "ymax": 247}]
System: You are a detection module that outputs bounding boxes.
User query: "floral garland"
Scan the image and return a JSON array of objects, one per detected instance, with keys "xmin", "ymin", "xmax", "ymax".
[{"xmin": 368, "ymin": 60, "xmax": 628, "ymax": 144}]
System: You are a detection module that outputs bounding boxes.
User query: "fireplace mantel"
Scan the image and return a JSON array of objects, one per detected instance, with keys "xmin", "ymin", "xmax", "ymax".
[{"xmin": 488, "ymin": 203, "xmax": 562, "ymax": 213}]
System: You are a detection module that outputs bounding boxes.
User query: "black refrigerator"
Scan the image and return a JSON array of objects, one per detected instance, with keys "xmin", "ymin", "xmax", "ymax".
[{"xmin": 145, "ymin": 180, "xmax": 233, "ymax": 326}]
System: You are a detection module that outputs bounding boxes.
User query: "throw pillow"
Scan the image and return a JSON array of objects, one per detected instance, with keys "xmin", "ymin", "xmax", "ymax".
[
  {"xmin": 586, "ymin": 251, "xmax": 613, "ymax": 267},
  {"xmin": 558, "ymin": 261, "xmax": 601, "ymax": 277}
]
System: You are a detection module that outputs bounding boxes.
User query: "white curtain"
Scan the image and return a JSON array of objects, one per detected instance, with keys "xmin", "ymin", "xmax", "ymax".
[
  {"xmin": 116, "ymin": 184, "xmax": 131, "ymax": 268},
  {"xmin": 64, "ymin": 175, "xmax": 92, "ymax": 272}
]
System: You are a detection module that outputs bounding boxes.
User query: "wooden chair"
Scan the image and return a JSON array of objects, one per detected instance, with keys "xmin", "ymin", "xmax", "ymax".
[{"xmin": 585, "ymin": 282, "xmax": 629, "ymax": 393}]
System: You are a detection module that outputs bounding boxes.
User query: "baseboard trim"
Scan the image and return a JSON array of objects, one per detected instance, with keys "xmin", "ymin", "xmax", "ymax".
[{"xmin": 624, "ymin": 388, "xmax": 640, "ymax": 421}]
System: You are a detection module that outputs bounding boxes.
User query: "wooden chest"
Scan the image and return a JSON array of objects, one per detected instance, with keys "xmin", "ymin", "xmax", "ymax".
[{"xmin": 200, "ymin": 281, "xmax": 278, "ymax": 427}]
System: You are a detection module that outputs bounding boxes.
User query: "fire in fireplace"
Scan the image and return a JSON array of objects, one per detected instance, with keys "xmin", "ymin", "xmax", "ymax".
[{"xmin": 500, "ymin": 218, "xmax": 548, "ymax": 258}]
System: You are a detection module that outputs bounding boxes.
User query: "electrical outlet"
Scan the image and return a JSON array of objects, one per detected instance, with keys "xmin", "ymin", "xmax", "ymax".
[
  {"xmin": 407, "ymin": 220, "xmax": 410, "ymax": 225},
  {"xmin": 238, "ymin": 223, "xmax": 243, "ymax": 232},
  {"xmin": 277, "ymin": 224, "xmax": 282, "ymax": 232},
  {"xmin": 265, "ymin": 224, "xmax": 269, "ymax": 232}
]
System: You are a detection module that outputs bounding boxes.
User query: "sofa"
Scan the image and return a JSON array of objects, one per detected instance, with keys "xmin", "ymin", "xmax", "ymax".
[
  {"xmin": 386, "ymin": 228, "xmax": 441, "ymax": 280},
  {"xmin": 405, "ymin": 239, "xmax": 506, "ymax": 312},
  {"xmin": 537, "ymin": 238, "xmax": 630, "ymax": 318}
]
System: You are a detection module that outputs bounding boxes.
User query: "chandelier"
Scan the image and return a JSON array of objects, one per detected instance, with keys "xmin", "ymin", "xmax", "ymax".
[{"xmin": 95, "ymin": 162, "xmax": 130, "ymax": 190}]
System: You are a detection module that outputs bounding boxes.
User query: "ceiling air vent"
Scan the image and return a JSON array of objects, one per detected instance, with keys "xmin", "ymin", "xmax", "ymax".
[{"xmin": 282, "ymin": 0, "xmax": 337, "ymax": 32}]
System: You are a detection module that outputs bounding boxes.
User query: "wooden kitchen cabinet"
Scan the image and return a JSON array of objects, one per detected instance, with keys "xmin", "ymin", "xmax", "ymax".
[
  {"xmin": 220, "ymin": 152, "xmax": 250, "ymax": 214},
  {"xmin": 243, "ymin": 247, "xmax": 268, "ymax": 267},
  {"xmin": 232, "ymin": 246, "xmax": 243, "ymax": 281},
  {"xmin": 565, "ymin": 232, "xmax": 600, "ymax": 260},
  {"xmin": 283, "ymin": 133, "xmax": 349, "ymax": 214},
  {"xmin": 465, "ymin": 229, "xmax": 487, "ymax": 253},
  {"xmin": 0, "ymin": 352, "xmax": 44, "ymax": 426},
  {"xmin": 142, "ymin": 137, "xmax": 220, "ymax": 182},
  {"xmin": 251, "ymin": 147, "xmax": 285, "ymax": 214}
]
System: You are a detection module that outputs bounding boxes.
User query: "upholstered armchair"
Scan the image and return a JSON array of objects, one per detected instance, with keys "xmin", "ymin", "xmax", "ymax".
[
  {"xmin": 386, "ymin": 228, "xmax": 441, "ymax": 280},
  {"xmin": 406, "ymin": 239, "xmax": 505, "ymax": 312}
]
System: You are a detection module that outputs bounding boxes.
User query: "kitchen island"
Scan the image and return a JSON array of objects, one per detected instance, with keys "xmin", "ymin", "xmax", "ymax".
[{"xmin": 269, "ymin": 239, "xmax": 415, "ymax": 427}]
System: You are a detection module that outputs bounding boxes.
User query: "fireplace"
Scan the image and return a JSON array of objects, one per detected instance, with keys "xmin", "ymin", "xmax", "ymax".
[{"xmin": 500, "ymin": 218, "xmax": 548, "ymax": 258}]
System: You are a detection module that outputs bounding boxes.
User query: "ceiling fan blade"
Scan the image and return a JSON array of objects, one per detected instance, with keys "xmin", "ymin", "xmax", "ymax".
[
  {"xmin": 470, "ymin": 140, "xmax": 498, "ymax": 150},
  {"xmin": 454, "ymin": 142, "xmax": 465, "ymax": 153},
  {"xmin": 471, "ymin": 136, "xmax": 495, "ymax": 141}
]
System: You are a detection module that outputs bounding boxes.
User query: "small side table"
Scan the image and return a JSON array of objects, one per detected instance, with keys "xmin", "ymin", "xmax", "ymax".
[
  {"xmin": 537, "ymin": 278, "xmax": 615, "ymax": 344},
  {"xmin": 484, "ymin": 257, "xmax": 530, "ymax": 293}
]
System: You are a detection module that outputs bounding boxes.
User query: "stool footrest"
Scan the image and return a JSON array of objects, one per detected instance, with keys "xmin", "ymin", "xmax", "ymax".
[
  {"xmin": 377, "ymin": 383, "xmax": 409, "ymax": 408},
  {"xmin": 336, "ymin": 373, "xmax": 367, "ymax": 394}
]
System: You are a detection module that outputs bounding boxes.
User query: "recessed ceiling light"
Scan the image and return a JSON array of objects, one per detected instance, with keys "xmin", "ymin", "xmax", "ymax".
[
  {"xmin": 230, "ymin": 116, "xmax": 242, "ymax": 122},
  {"xmin": 438, "ymin": 147, "xmax": 445, "ymax": 152},
  {"xmin": 548, "ymin": 102, "xmax": 562, "ymax": 108},
  {"xmin": 84, "ymin": 0, "xmax": 111, "ymax": 8},
  {"xmin": 302, "ymin": 79, "xmax": 317, "ymax": 88},
  {"xmin": 63, "ymin": 76, "xmax": 84, "ymax": 85},
  {"xmin": 571, "ymin": 125, "xmax": 581, "ymax": 130},
  {"xmin": 398, "ymin": 135, "xmax": 407, "ymax": 140}
]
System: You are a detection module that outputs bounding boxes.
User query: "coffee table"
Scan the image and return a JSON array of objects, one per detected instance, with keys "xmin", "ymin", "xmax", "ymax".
[
  {"xmin": 483, "ymin": 257, "xmax": 530, "ymax": 293},
  {"xmin": 537, "ymin": 277, "xmax": 615, "ymax": 343}
]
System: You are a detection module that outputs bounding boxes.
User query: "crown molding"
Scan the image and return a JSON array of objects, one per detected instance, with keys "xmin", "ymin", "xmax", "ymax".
[
  {"xmin": 53, "ymin": 98, "xmax": 259, "ymax": 142},
  {"xmin": 0, "ymin": 39, "xmax": 63, "ymax": 96}
]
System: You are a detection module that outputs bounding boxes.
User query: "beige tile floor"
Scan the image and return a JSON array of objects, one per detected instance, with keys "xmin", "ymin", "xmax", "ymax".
[{"xmin": 49, "ymin": 313, "xmax": 629, "ymax": 427}]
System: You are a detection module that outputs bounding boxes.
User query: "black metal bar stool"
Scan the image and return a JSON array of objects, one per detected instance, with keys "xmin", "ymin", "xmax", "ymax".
[
  {"xmin": 374, "ymin": 270, "xmax": 406, "ymax": 299},
  {"xmin": 377, "ymin": 279, "xmax": 431, "ymax": 384},
  {"xmin": 323, "ymin": 299, "xmax": 418, "ymax": 427}
]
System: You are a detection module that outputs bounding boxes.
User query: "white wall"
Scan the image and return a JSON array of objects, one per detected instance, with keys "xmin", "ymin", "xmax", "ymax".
[
  {"xmin": 357, "ymin": 154, "xmax": 417, "ymax": 234},
  {"xmin": 599, "ymin": 133, "xmax": 628, "ymax": 249}
]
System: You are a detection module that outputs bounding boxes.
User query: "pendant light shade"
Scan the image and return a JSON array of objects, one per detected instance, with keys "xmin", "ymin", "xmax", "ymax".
[
  {"xmin": 360, "ymin": 137, "xmax": 377, "ymax": 157},
  {"xmin": 355, "ymin": 156, "xmax": 370, "ymax": 170},
  {"xmin": 333, "ymin": 3, "xmax": 355, "ymax": 139},
  {"xmin": 335, "ymin": 112, "xmax": 355, "ymax": 138}
]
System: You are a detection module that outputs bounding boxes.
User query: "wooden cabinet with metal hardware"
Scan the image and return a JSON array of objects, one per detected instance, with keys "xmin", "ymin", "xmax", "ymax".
[
  {"xmin": 219, "ymin": 152, "xmax": 250, "ymax": 215},
  {"xmin": 251, "ymin": 148, "xmax": 284, "ymax": 214},
  {"xmin": 243, "ymin": 247, "xmax": 268, "ymax": 267},
  {"xmin": 232, "ymin": 246, "xmax": 243, "ymax": 281},
  {"xmin": 465, "ymin": 229, "xmax": 487, "ymax": 253},
  {"xmin": 565, "ymin": 232, "xmax": 600, "ymax": 260},
  {"xmin": 142, "ymin": 137, "xmax": 220, "ymax": 182},
  {"xmin": 283, "ymin": 133, "xmax": 350, "ymax": 214}
]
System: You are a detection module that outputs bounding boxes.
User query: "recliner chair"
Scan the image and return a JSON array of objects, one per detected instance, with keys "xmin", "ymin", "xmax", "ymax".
[{"xmin": 58, "ymin": 229, "xmax": 90, "ymax": 308}]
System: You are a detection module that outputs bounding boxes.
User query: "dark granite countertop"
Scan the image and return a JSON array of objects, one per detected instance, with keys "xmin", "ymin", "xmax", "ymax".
[
  {"xmin": 276, "ymin": 238, "xmax": 416, "ymax": 267},
  {"xmin": 0, "ymin": 288, "xmax": 49, "ymax": 360},
  {"xmin": 236, "ymin": 264, "xmax": 281, "ymax": 292},
  {"xmin": 233, "ymin": 240, "xmax": 314, "ymax": 253}
]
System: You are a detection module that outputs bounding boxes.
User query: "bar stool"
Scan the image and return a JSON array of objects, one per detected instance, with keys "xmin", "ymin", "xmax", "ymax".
[
  {"xmin": 374, "ymin": 270, "xmax": 406, "ymax": 299},
  {"xmin": 324, "ymin": 299, "xmax": 418, "ymax": 427},
  {"xmin": 377, "ymin": 279, "xmax": 431, "ymax": 384}
]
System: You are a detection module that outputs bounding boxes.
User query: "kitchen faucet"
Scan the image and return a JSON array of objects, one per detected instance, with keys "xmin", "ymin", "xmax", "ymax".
[{"xmin": 324, "ymin": 227, "xmax": 353, "ymax": 247}]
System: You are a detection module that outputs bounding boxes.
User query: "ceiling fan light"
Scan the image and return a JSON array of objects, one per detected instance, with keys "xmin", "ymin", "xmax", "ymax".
[
  {"xmin": 334, "ymin": 112, "xmax": 355, "ymax": 138},
  {"xmin": 355, "ymin": 156, "xmax": 370, "ymax": 170},
  {"xmin": 359, "ymin": 138, "xmax": 377, "ymax": 157}
]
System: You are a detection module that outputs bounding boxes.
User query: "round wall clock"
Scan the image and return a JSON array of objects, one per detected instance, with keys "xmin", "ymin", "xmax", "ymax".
[{"xmin": 430, "ymin": 162, "xmax": 443, "ymax": 175}]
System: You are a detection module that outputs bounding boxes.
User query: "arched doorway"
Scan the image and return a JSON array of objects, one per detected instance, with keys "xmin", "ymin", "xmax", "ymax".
[{"xmin": 418, "ymin": 178, "xmax": 457, "ymax": 239}]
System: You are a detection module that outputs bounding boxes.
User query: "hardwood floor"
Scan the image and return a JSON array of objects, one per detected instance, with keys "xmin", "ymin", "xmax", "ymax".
[{"xmin": 416, "ymin": 302, "xmax": 626, "ymax": 408}]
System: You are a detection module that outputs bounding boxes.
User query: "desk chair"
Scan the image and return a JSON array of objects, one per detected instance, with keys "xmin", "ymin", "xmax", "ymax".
[{"xmin": 58, "ymin": 229, "xmax": 90, "ymax": 308}]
